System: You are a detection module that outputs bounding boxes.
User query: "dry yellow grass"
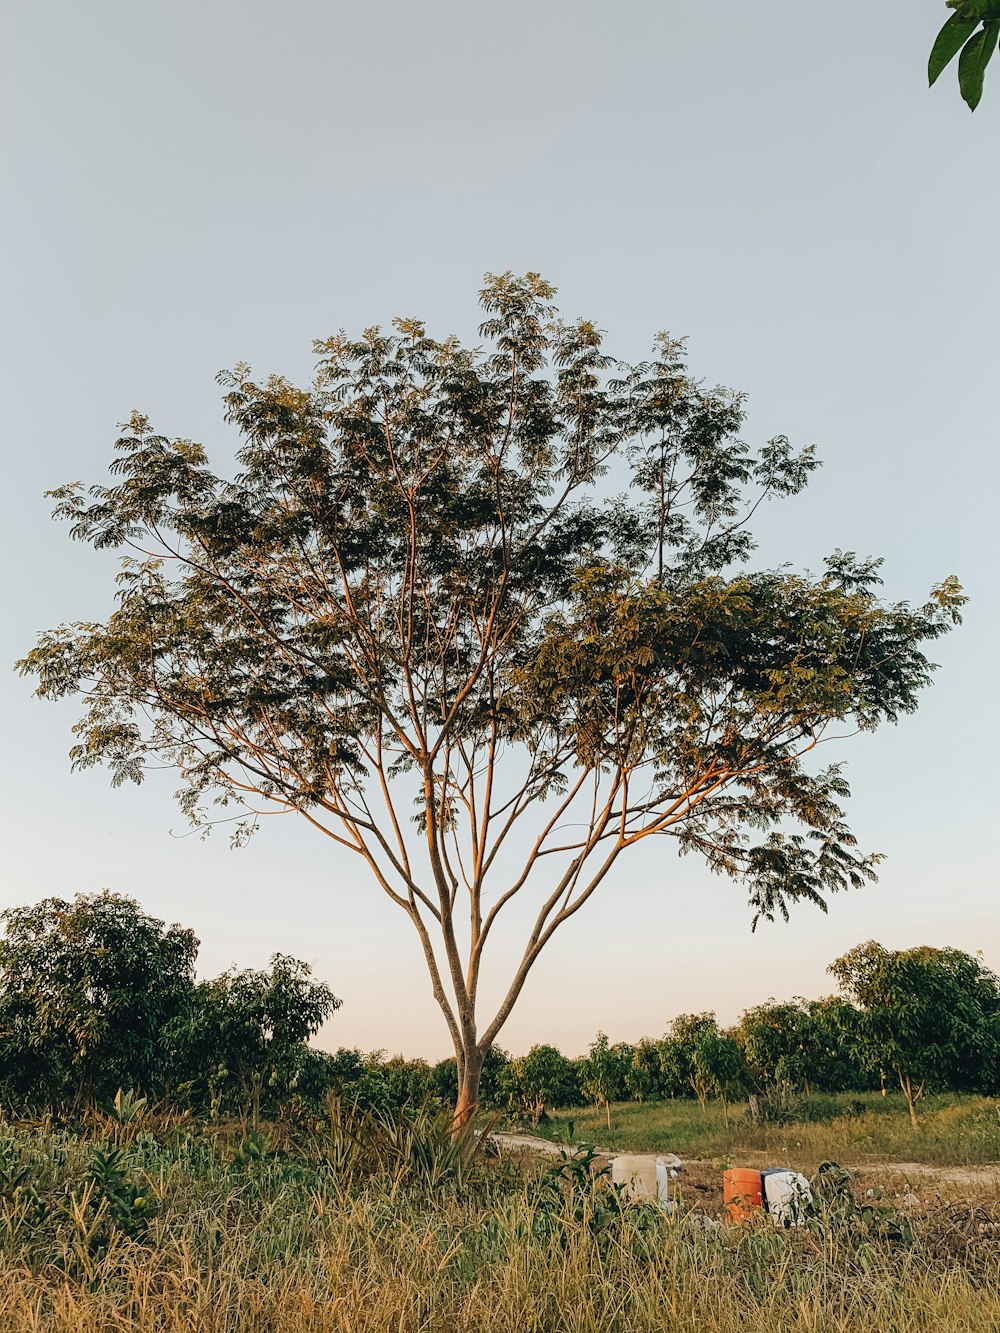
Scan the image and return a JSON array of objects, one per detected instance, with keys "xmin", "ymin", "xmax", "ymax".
[
  {"xmin": 1, "ymin": 1185, "xmax": 998, "ymax": 1332},
  {"xmin": 2, "ymin": 1114, "xmax": 998, "ymax": 1332},
  {"xmin": 0, "ymin": 1227, "xmax": 997, "ymax": 1332}
]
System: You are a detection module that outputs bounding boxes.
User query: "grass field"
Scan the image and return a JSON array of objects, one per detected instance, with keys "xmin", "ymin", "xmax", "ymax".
[
  {"xmin": 1, "ymin": 1098, "xmax": 999, "ymax": 1331},
  {"xmin": 527, "ymin": 1091, "xmax": 1000, "ymax": 1168}
]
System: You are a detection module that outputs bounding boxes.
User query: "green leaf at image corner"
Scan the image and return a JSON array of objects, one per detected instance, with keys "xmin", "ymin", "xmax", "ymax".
[
  {"xmin": 946, "ymin": 1, "xmax": 1000, "ymax": 20},
  {"xmin": 957, "ymin": 20, "xmax": 1000, "ymax": 109},
  {"xmin": 928, "ymin": 14, "xmax": 978, "ymax": 85}
]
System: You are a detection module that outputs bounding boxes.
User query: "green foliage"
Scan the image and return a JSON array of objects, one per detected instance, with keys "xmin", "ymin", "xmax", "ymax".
[
  {"xmin": 621, "ymin": 1039, "xmax": 660, "ymax": 1102},
  {"xmin": 539, "ymin": 1091, "xmax": 1000, "ymax": 1166},
  {"xmin": 737, "ymin": 999, "xmax": 813, "ymax": 1090},
  {"xmin": 662, "ymin": 1013, "xmax": 723, "ymax": 1109},
  {"xmin": 735, "ymin": 995, "xmax": 870, "ymax": 1095},
  {"xmin": 532, "ymin": 1145, "xmax": 633, "ymax": 1245},
  {"xmin": 499, "ymin": 1045, "xmax": 580, "ymax": 1122},
  {"xmin": 164, "ymin": 953, "xmax": 340, "ymax": 1123},
  {"xmin": 660, "ymin": 1014, "xmax": 750, "ymax": 1115},
  {"xmin": 111, "ymin": 1088, "xmax": 148, "ymax": 1125},
  {"xmin": 809, "ymin": 1161, "xmax": 914, "ymax": 1248},
  {"xmin": 82, "ymin": 1144, "xmax": 158, "ymax": 1243},
  {"xmin": 929, "ymin": 2, "xmax": 1000, "ymax": 109},
  {"xmin": 752, "ymin": 1077, "xmax": 801, "ymax": 1124},
  {"xmin": 538, "ymin": 1142, "xmax": 608, "ymax": 1196},
  {"xmin": 305, "ymin": 1048, "xmax": 396, "ymax": 1113},
  {"xmin": 18, "ymin": 274, "xmax": 963, "ymax": 1110},
  {"xmin": 381, "ymin": 1054, "xmax": 438, "ymax": 1107},
  {"xmin": 0, "ymin": 892, "xmax": 340, "ymax": 1123},
  {"xmin": 579, "ymin": 1033, "xmax": 629, "ymax": 1129},
  {"xmin": 805, "ymin": 996, "xmax": 872, "ymax": 1093},
  {"xmin": 0, "ymin": 892, "xmax": 197, "ymax": 1111},
  {"xmin": 692, "ymin": 1030, "xmax": 750, "ymax": 1111},
  {"xmin": 830, "ymin": 942, "xmax": 1000, "ymax": 1124},
  {"xmin": 364, "ymin": 1101, "xmax": 488, "ymax": 1192}
]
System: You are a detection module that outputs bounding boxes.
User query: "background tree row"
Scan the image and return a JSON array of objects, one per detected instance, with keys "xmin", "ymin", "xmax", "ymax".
[{"xmin": 2, "ymin": 893, "xmax": 998, "ymax": 1126}]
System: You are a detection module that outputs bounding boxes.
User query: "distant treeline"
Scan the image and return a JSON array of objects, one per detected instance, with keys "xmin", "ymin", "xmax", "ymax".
[{"xmin": 3, "ymin": 893, "xmax": 999, "ymax": 1124}]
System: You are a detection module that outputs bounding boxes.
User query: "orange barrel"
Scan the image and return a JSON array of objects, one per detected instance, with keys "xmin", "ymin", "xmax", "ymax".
[{"xmin": 723, "ymin": 1168, "xmax": 764, "ymax": 1222}]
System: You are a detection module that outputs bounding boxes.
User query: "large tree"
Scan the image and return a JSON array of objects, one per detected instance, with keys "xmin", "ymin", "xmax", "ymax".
[
  {"xmin": 830, "ymin": 941, "xmax": 1000, "ymax": 1126},
  {"xmin": 19, "ymin": 274, "xmax": 963, "ymax": 1120}
]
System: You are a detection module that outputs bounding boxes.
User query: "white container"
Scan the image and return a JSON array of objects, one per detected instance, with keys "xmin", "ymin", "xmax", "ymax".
[
  {"xmin": 611, "ymin": 1154, "xmax": 675, "ymax": 1211},
  {"xmin": 762, "ymin": 1169, "xmax": 812, "ymax": 1226},
  {"xmin": 655, "ymin": 1157, "xmax": 674, "ymax": 1206},
  {"xmin": 611, "ymin": 1154, "xmax": 657, "ymax": 1202}
]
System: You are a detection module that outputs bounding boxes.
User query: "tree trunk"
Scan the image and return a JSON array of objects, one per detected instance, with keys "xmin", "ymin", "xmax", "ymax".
[
  {"xmin": 454, "ymin": 1046, "xmax": 484, "ymax": 1128},
  {"xmin": 605, "ymin": 1099, "xmax": 611, "ymax": 1134},
  {"xmin": 900, "ymin": 1072, "xmax": 921, "ymax": 1129}
]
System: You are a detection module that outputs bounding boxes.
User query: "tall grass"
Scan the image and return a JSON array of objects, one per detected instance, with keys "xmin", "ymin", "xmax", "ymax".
[
  {"xmin": 0, "ymin": 1113, "xmax": 998, "ymax": 1331},
  {"xmin": 535, "ymin": 1092, "xmax": 1000, "ymax": 1167}
]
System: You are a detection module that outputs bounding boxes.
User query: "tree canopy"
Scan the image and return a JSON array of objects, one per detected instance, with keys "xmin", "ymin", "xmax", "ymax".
[
  {"xmin": 499, "ymin": 1043, "xmax": 579, "ymax": 1123},
  {"xmin": 19, "ymin": 273, "xmax": 964, "ymax": 1117},
  {"xmin": 0, "ymin": 892, "xmax": 197, "ymax": 1110},
  {"xmin": 0, "ymin": 891, "xmax": 339, "ymax": 1119},
  {"xmin": 830, "ymin": 941, "xmax": 1000, "ymax": 1125},
  {"xmin": 736, "ymin": 999, "xmax": 814, "ymax": 1092},
  {"xmin": 164, "ymin": 953, "xmax": 340, "ymax": 1124}
]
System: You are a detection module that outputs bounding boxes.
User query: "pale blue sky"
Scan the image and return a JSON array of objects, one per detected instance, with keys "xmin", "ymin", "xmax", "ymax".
[{"xmin": 3, "ymin": 0, "xmax": 997, "ymax": 1058}]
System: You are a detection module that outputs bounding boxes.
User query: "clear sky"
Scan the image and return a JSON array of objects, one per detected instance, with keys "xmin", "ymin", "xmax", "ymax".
[{"xmin": 3, "ymin": 0, "xmax": 997, "ymax": 1059}]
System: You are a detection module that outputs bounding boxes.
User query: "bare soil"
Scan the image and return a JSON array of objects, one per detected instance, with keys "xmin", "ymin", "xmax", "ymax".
[{"xmin": 491, "ymin": 1131, "xmax": 1000, "ymax": 1218}]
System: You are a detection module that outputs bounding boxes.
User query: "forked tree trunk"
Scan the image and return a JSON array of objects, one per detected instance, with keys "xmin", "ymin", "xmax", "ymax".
[{"xmin": 453, "ymin": 1046, "xmax": 484, "ymax": 1128}]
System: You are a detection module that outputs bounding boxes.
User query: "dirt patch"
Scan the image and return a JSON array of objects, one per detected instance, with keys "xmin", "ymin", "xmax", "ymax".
[
  {"xmin": 491, "ymin": 1132, "xmax": 577, "ymax": 1158},
  {"xmin": 491, "ymin": 1134, "xmax": 726, "ymax": 1214},
  {"xmin": 667, "ymin": 1158, "xmax": 726, "ymax": 1214},
  {"xmin": 859, "ymin": 1161, "xmax": 1000, "ymax": 1188},
  {"xmin": 492, "ymin": 1132, "xmax": 1000, "ymax": 1221}
]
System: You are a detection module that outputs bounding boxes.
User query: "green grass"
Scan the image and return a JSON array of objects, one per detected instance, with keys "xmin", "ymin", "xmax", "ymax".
[
  {"xmin": 0, "ymin": 1108, "xmax": 998, "ymax": 1331},
  {"xmin": 529, "ymin": 1091, "xmax": 1000, "ymax": 1167}
]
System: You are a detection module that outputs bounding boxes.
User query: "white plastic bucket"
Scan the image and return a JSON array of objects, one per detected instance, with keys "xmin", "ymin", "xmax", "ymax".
[
  {"xmin": 762, "ymin": 1169, "xmax": 812, "ymax": 1226},
  {"xmin": 611, "ymin": 1154, "xmax": 676, "ymax": 1210}
]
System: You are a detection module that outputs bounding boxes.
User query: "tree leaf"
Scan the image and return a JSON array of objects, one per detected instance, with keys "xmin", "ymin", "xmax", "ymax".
[
  {"xmin": 947, "ymin": 1, "xmax": 1000, "ymax": 19},
  {"xmin": 958, "ymin": 21, "xmax": 1000, "ymax": 109},
  {"xmin": 929, "ymin": 13, "xmax": 978, "ymax": 85}
]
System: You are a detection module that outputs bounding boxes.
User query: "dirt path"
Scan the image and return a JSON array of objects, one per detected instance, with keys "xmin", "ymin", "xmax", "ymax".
[
  {"xmin": 491, "ymin": 1131, "xmax": 614, "ymax": 1158},
  {"xmin": 859, "ymin": 1161, "xmax": 1000, "ymax": 1188},
  {"xmin": 490, "ymin": 1132, "xmax": 1000, "ymax": 1196}
]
